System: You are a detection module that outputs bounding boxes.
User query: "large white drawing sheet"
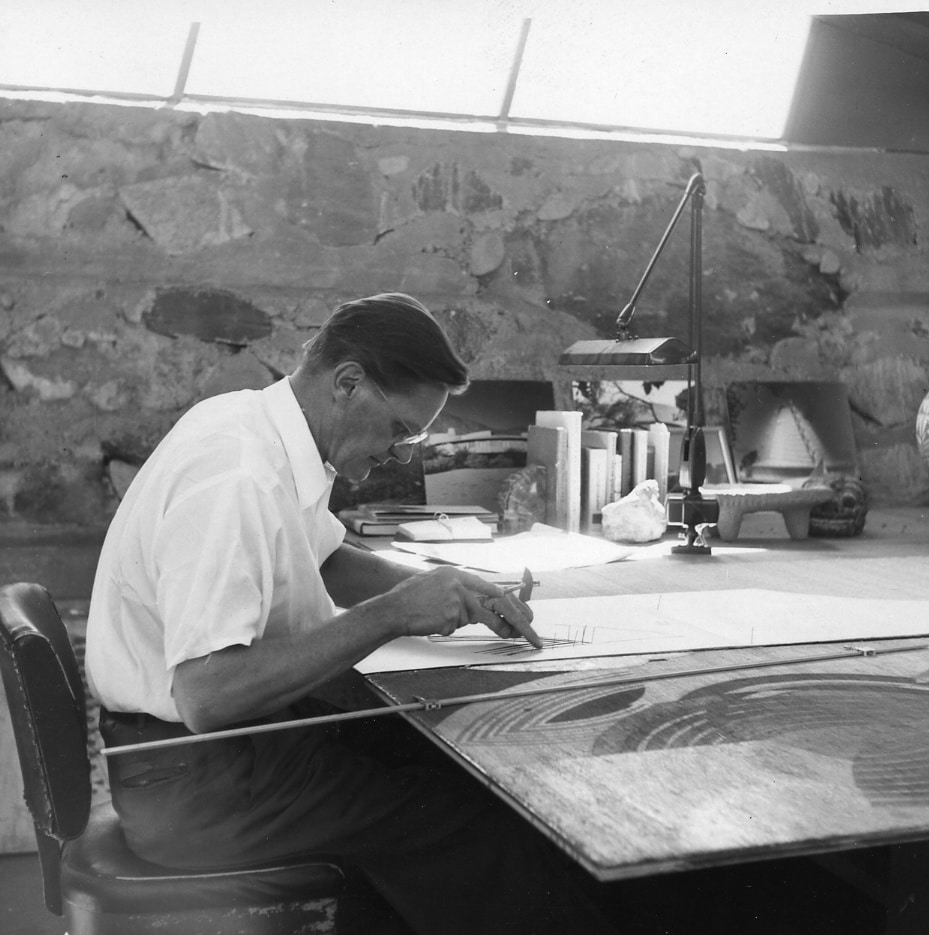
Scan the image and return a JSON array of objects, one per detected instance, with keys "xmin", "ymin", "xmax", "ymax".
[{"xmin": 355, "ymin": 589, "xmax": 929, "ymax": 673}]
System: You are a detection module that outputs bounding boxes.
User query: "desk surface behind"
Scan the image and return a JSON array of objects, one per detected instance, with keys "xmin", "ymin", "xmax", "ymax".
[{"xmin": 532, "ymin": 506, "xmax": 928, "ymax": 602}]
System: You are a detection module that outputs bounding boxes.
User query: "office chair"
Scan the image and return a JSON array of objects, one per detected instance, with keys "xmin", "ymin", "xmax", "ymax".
[{"xmin": 0, "ymin": 581, "xmax": 345, "ymax": 935}]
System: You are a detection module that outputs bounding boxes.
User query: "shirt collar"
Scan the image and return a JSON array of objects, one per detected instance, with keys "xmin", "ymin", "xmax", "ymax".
[{"xmin": 264, "ymin": 377, "xmax": 336, "ymax": 510}]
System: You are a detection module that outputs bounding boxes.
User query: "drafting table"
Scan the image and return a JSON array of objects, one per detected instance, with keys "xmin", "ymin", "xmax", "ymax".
[{"xmin": 364, "ymin": 508, "xmax": 929, "ymax": 888}]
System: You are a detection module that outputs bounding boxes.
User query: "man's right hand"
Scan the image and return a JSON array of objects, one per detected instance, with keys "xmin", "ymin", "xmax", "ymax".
[{"xmin": 381, "ymin": 566, "xmax": 534, "ymax": 641}]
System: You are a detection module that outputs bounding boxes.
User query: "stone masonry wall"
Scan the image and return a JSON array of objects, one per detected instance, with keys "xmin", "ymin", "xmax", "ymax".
[{"xmin": 1, "ymin": 99, "xmax": 928, "ymax": 526}]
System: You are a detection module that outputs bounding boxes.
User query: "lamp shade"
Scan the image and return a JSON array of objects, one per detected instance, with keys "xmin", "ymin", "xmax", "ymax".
[{"xmin": 558, "ymin": 336, "xmax": 696, "ymax": 380}]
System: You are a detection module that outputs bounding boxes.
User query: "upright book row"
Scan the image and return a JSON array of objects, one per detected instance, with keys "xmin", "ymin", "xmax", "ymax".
[{"xmin": 527, "ymin": 412, "xmax": 672, "ymax": 533}]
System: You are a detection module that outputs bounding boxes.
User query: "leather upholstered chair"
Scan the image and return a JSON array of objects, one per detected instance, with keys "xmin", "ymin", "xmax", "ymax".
[{"xmin": 0, "ymin": 581, "xmax": 345, "ymax": 935}]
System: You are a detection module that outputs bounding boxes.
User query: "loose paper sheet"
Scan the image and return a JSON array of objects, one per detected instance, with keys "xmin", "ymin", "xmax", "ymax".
[
  {"xmin": 389, "ymin": 523, "xmax": 631, "ymax": 573},
  {"xmin": 355, "ymin": 589, "xmax": 929, "ymax": 673}
]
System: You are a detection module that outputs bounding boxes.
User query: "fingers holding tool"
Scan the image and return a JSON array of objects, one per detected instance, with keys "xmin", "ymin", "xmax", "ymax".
[
  {"xmin": 471, "ymin": 567, "xmax": 542, "ymax": 649},
  {"xmin": 391, "ymin": 565, "xmax": 542, "ymax": 648}
]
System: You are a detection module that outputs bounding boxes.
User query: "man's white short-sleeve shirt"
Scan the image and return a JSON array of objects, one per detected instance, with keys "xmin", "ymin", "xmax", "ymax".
[{"xmin": 86, "ymin": 377, "xmax": 346, "ymax": 722}]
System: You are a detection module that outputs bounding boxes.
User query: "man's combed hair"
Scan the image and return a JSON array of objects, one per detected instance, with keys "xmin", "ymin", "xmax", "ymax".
[{"xmin": 304, "ymin": 293, "xmax": 470, "ymax": 394}]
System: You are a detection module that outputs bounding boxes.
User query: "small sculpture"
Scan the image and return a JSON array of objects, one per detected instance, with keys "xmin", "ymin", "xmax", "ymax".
[
  {"xmin": 601, "ymin": 479, "xmax": 667, "ymax": 543},
  {"xmin": 498, "ymin": 464, "xmax": 547, "ymax": 534}
]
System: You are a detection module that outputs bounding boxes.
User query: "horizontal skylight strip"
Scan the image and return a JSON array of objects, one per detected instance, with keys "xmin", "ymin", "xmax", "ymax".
[{"xmin": 0, "ymin": 83, "xmax": 787, "ymax": 150}]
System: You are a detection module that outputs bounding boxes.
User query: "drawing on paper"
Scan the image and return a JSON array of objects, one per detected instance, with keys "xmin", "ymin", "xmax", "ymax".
[{"xmin": 429, "ymin": 623, "xmax": 598, "ymax": 657}]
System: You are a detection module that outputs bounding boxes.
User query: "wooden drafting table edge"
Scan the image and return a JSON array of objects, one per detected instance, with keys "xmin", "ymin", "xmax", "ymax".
[
  {"xmin": 585, "ymin": 826, "xmax": 929, "ymax": 883},
  {"xmin": 363, "ymin": 635, "xmax": 929, "ymax": 881}
]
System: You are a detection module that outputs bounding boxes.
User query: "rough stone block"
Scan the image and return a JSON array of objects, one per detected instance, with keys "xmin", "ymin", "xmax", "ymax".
[
  {"xmin": 736, "ymin": 190, "xmax": 793, "ymax": 235},
  {"xmin": 326, "ymin": 243, "xmax": 475, "ymax": 296},
  {"xmin": 0, "ymin": 358, "xmax": 76, "ymax": 400},
  {"xmin": 6, "ymin": 185, "xmax": 88, "ymax": 237},
  {"xmin": 410, "ymin": 162, "xmax": 504, "ymax": 215},
  {"xmin": 119, "ymin": 176, "xmax": 253, "ymax": 253},
  {"xmin": 769, "ymin": 337, "xmax": 822, "ymax": 374},
  {"xmin": 284, "ymin": 132, "xmax": 378, "ymax": 246},
  {"xmin": 537, "ymin": 191, "xmax": 576, "ymax": 221},
  {"xmin": 8, "ymin": 461, "xmax": 116, "ymax": 525},
  {"xmin": 378, "ymin": 213, "xmax": 469, "ymax": 257},
  {"xmin": 859, "ymin": 444, "xmax": 929, "ymax": 504},
  {"xmin": 193, "ymin": 111, "xmax": 281, "ymax": 177},
  {"xmin": 143, "ymin": 287, "xmax": 272, "ymax": 346},
  {"xmin": 470, "ymin": 231, "xmax": 506, "ymax": 276},
  {"xmin": 844, "ymin": 357, "xmax": 928, "ymax": 427},
  {"xmin": 751, "ymin": 158, "xmax": 820, "ymax": 242},
  {"xmin": 832, "ymin": 186, "xmax": 918, "ymax": 250},
  {"xmin": 844, "ymin": 298, "xmax": 929, "ymax": 363}
]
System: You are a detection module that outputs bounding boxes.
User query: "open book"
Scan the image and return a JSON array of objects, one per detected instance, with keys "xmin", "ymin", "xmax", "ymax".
[
  {"xmin": 338, "ymin": 503, "xmax": 497, "ymax": 537},
  {"xmin": 395, "ymin": 514, "xmax": 495, "ymax": 542}
]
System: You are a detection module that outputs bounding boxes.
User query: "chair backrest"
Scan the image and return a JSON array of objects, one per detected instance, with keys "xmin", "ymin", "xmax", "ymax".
[{"xmin": 0, "ymin": 581, "xmax": 92, "ymax": 914}]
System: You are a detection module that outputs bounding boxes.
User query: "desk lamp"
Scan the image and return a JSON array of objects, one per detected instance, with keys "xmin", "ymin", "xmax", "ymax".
[{"xmin": 559, "ymin": 172, "xmax": 719, "ymax": 555}]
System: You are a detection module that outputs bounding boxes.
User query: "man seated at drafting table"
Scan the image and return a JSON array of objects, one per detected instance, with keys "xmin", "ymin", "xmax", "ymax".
[{"xmin": 85, "ymin": 293, "xmax": 618, "ymax": 935}]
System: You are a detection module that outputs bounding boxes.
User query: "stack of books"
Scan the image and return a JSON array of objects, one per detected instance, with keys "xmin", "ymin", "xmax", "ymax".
[
  {"xmin": 526, "ymin": 412, "xmax": 672, "ymax": 532},
  {"xmin": 527, "ymin": 412, "xmax": 624, "ymax": 533},
  {"xmin": 337, "ymin": 503, "xmax": 499, "ymax": 537}
]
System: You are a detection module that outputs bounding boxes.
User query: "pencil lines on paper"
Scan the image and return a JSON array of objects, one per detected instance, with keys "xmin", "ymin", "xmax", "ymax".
[
  {"xmin": 476, "ymin": 636, "xmax": 586, "ymax": 657},
  {"xmin": 430, "ymin": 624, "xmax": 596, "ymax": 657}
]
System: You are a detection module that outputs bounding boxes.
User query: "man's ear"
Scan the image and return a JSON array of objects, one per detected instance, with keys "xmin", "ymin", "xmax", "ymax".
[{"xmin": 332, "ymin": 361, "xmax": 366, "ymax": 401}]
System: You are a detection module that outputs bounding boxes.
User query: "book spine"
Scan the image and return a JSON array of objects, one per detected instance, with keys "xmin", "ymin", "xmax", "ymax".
[
  {"xmin": 536, "ymin": 411, "xmax": 582, "ymax": 533},
  {"xmin": 580, "ymin": 447, "xmax": 593, "ymax": 532},
  {"xmin": 527, "ymin": 424, "xmax": 568, "ymax": 529},
  {"xmin": 618, "ymin": 429, "xmax": 634, "ymax": 496},
  {"xmin": 632, "ymin": 429, "xmax": 649, "ymax": 489},
  {"xmin": 648, "ymin": 422, "xmax": 671, "ymax": 504},
  {"xmin": 612, "ymin": 454, "xmax": 624, "ymax": 500},
  {"xmin": 353, "ymin": 520, "xmax": 400, "ymax": 536},
  {"xmin": 581, "ymin": 430, "xmax": 618, "ymax": 507},
  {"xmin": 581, "ymin": 446, "xmax": 609, "ymax": 532}
]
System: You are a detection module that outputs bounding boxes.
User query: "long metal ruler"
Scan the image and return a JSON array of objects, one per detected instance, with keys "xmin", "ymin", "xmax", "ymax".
[{"xmin": 102, "ymin": 641, "xmax": 928, "ymax": 757}]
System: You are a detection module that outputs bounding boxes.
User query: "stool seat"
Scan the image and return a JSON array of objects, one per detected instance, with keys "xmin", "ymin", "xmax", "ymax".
[{"xmin": 62, "ymin": 804, "xmax": 344, "ymax": 915}]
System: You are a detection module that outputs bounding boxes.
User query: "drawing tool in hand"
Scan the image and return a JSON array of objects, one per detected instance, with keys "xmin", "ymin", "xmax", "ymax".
[
  {"xmin": 500, "ymin": 581, "xmax": 529, "ymax": 597},
  {"xmin": 481, "ymin": 566, "xmax": 543, "ymax": 649},
  {"xmin": 496, "ymin": 578, "xmax": 540, "ymax": 590}
]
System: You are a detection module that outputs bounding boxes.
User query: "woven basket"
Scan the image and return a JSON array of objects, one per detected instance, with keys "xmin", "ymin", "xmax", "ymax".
[{"xmin": 807, "ymin": 475, "xmax": 868, "ymax": 538}]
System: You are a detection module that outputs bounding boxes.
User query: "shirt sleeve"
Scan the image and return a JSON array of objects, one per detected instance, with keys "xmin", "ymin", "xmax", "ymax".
[{"xmin": 153, "ymin": 470, "xmax": 278, "ymax": 671}]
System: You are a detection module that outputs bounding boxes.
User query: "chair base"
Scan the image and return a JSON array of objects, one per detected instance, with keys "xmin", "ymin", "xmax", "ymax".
[
  {"xmin": 61, "ymin": 804, "xmax": 343, "ymax": 934},
  {"xmin": 65, "ymin": 897, "xmax": 339, "ymax": 935}
]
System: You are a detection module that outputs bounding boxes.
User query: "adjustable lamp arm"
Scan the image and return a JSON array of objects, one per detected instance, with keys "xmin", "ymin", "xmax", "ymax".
[{"xmin": 617, "ymin": 173, "xmax": 706, "ymax": 337}]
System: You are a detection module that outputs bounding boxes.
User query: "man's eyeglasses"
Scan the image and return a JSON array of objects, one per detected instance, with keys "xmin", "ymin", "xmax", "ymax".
[{"xmin": 369, "ymin": 378, "xmax": 430, "ymax": 447}]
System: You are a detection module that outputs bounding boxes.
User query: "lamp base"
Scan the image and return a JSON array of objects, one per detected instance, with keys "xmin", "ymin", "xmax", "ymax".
[
  {"xmin": 671, "ymin": 535, "xmax": 713, "ymax": 556},
  {"xmin": 669, "ymin": 490, "xmax": 719, "ymax": 557}
]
